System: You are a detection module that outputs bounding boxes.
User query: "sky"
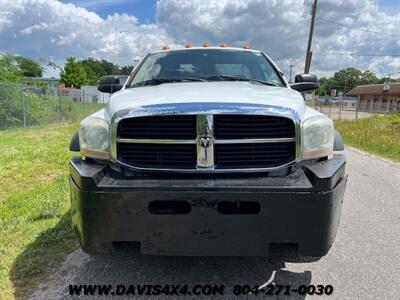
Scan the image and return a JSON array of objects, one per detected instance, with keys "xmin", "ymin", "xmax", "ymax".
[{"xmin": 0, "ymin": 0, "xmax": 399, "ymax": 79}]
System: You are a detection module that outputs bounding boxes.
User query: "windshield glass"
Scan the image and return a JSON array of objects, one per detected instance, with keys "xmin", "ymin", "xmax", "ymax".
[{"xmin": 128, "ymin": 49, "xmax": 285, "ymax": 87}]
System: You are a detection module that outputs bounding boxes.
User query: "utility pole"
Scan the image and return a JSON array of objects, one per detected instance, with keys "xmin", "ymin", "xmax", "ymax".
[
  {"xmin": 304, "ymin": 0, "xmax": 318, "ymax": 74},
  {"xmin": 289, "ymin": 65, "xmax": 294, "ymax": 83}
]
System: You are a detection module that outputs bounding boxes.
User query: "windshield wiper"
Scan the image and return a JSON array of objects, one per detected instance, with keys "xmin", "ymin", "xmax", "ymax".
[
  {"xmin": 203, "ymin": 75, "xmax": 279, "ymax": 87},
  {"xmin": 131, "ymin": 77, "xmax": 206, "ymax": 87}
]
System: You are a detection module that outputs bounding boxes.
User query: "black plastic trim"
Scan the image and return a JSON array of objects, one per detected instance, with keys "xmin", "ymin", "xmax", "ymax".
[
  {"xmin": 69, "ymin": 155, "xmax": 347, "ymax": 257},
  {"xmin": 69, "ymin": 132, "xmax": 80, "ymax": 152}
]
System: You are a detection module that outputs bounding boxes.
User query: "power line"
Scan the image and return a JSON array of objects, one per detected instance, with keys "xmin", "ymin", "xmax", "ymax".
[
  {"xmin": 317, "ymin": 17, "xmax": 400, "ymax": 38},
  {"xmin": 314, "ymin": 52, "xmax": 400, "ymax": 57}
]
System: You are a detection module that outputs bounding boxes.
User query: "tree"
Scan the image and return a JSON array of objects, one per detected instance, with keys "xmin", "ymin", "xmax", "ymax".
[
  {"xmin": 361, "ymin": 70, "xmax": 379, "ymax": 85},
  {"xmin": 14, "ymin": 56, "xmax": 43, "ymax": 77},
  {"xmin": 333, "ymin": 67, "xmax": 362, "ymax": 90},
  {"xmin": 120, "ymin": 65, "xmax": 133, "ymax": 75},
  {"xmin": 78, "ymin": 58, "xmax": 132, "ymax": 84},
  {"xmin": 60, "ymin": 57, "xmax": 87, "ymax": 88},
  {"xmin": 317, "ymin": 67, "xmax": 382, "ymax": 95},
  {"xmin": 99, "ymin": 59, "xmax": 116, "ymax": 75},
  {"xmin": 0, "ymin": 53, "xmax": 22, "ymax": 82},
  {"xmin": 80, "ymin": 58, "xmax": 107, "ymax": 85}
]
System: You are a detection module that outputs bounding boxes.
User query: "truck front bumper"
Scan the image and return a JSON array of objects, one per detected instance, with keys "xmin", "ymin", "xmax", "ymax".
[{"xmin": 69, "ymin": 155, "xmax": 347, "ymax": 257}]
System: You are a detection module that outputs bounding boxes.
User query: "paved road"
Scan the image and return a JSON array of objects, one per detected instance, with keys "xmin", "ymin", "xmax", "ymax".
[{"xmin": 30, "ymin": 149, "xmax": 400, "ymax": 300}]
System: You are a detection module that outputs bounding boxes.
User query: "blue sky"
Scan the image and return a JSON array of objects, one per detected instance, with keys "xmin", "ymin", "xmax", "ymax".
[
  {"xmin": 379, "ymin": 0, "xmax": 400, "ymax": 14},
  {"xmin": 1, "ymin": 0, "xmax": 399, "ymax": 78},
  {"xmin": 61, "ymin": 0, "xmax": 400, "ymax": 20},
  {"xmin": 60, "ymin": 0, "xmax": 158, "ymax": 22}
]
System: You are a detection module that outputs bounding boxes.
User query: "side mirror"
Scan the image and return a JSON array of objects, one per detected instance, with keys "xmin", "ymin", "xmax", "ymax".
[
  {"xmin": 98, "ymin": 75, "xmax": 128, "ymax": 93},
  {"xmin": 290, "ymin": 74, "xmax": 319, "ymax": 92}
]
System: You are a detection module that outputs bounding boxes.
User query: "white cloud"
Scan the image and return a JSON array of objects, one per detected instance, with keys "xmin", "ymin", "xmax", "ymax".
[
  {"xmin": 0, "ymin": 0, "xmax": 174, "ymax": 75},
  {"xmin": 157, "ymin": 0, "xmax": 400, "ymax": 78},
  {"xmin": 0, "ymin": 0, "xmax": 399, "ymax": 78}
]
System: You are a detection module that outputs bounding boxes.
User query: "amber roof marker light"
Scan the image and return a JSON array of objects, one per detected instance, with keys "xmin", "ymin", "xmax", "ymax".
[
  {"xmin": 243, "ymin": 43, "xmax": 251, "ymax": 49},
  {"xmin": 202, "ymin": 42, "xmax": 210, "ymax": 47},
  {"xmin": 219, "ymin": 42, "xmax": 227, "ymax": 48},
  {"xmin": 184, "ymin": 43, "xmax": 192, "ymax": 48}
]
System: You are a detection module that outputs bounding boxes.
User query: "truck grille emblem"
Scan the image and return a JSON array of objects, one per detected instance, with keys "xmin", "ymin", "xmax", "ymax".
[
  {"xmin": 200, "ymin": 137, "xmax": 210, "ymax": 148},
  {"xmin": 196, "ymin": 115, "xmax": 214, "ymax": 169}
]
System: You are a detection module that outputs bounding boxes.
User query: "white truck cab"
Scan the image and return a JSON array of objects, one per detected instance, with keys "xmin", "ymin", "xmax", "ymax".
[{"xmin": 70, "ymin": 46, "xmax": 347, "ymax": 257}]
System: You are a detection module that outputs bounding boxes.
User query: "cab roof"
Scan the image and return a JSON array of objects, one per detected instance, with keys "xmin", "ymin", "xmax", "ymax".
[{"xmin": 150, "ymin": 46, "xmax": 262, "ymax": 55}]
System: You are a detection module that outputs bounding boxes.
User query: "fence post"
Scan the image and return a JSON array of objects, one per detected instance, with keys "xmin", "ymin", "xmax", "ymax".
[
  {"xmin": 338, "ymin": 97, "xmax": 342, "ymax": 120},
  {"xmin": 355, "ymin": 95, "xmax": 359, "ymax": 120},
  {"xmin": 59, "ymin": 94, "xmax": 62, "ymax": 125},
  {"xmin": 21, "ymin": 84, "xmax": 27, "ymax": 128}
]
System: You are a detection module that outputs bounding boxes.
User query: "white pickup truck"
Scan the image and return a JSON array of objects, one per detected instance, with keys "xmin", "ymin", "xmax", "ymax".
[{"xmin": 69, "ymin": 46, "xmax": 347, "ymax": 257}]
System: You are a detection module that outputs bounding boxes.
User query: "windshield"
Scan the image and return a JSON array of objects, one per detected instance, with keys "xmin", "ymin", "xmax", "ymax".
[{"xmin": 128, "ymin": 49, "xmax": 285, "ymax": 88}]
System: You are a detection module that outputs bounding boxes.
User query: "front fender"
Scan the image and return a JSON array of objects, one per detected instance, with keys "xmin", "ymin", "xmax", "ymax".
[{"xmin": 334, "ymin": 130, "xmax": 344, "ymax": 151}]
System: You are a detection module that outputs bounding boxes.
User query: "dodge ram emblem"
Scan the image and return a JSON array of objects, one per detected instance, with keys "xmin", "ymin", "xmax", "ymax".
[{"xmin": 200, "ymin": 137, "xmax": 210, "ymax": 148}]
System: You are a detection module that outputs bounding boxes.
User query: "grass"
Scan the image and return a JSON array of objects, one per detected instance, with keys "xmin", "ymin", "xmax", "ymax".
[
  {"xmin": 335, "ymin": 114, "xmax": 400, "ymax": 162},
  {"xmin": 0, "ymin": 104, "xmax": 103, "ymax": 299}
]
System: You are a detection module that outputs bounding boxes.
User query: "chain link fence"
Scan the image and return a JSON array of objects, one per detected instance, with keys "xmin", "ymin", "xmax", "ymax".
[
  {"xmin": 2, "ymin": 82, "xmax": 398, "ymax": 130},
  {"xmin": 0, "ymin": 83, "xmax": 105, "ymax": 130},
  {"xmin": 305, "ymin": 95, "xmax": 399, "ymax": 120}
]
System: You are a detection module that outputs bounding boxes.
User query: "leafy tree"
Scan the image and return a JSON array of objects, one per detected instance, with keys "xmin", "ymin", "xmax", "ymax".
[
  {"xmin": 317, "ymin": 67, "xmax": 382, "ymax": 95},
  {"xmin": 361, "ymin": 70, "xmax": 379, "ymax": 85},
  {"xmin": 77, "ymin": 58, "xmax": 132, "ymax": 84},
  {"xmin": 60, "ymin": 57, "xmax": 87, "ymax": 88},
  {"xmin": 120, "ymin": 65, "xmax": 133, "ymax": 75},
  {"xmin": 332, "ymin": 67, "xmax": 362, "ymax": 90},
  {"xmin": 14, "ymin": 56, "xmax": 43, "ymax": 77},
  {"xmin": 0, "ymin": 53, "xmax": 22, "ymax": 82},
  {"xmin": 378, "ymin": 76, "xmax": 397, "ymax": 84},
  {"xmin": 80, "ymin": 58, "xmax": 107, "ymax": 85},
  {"xmin": 99, "ymin": 59, "xmax": 116, "ymax": 75}
]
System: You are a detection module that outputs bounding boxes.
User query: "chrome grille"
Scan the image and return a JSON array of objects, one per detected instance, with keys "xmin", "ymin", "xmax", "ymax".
[
  {"xmin": 118, "ymin": 115, "xmax": 196, "ymax": 139},
  {"xmin": 115, "ymin": 114, "xmax": 296, "ymax": 172},
  {"xmin": 214, "ymin": 115, "xmax": 295, "ymax": 139},
  {"xmin": 215, "ymin": 142, "xmax": 295, "ymax": 169},
  {"xmin": 118, "ymin": 143, "xmax": 196, "ymax": 169}
]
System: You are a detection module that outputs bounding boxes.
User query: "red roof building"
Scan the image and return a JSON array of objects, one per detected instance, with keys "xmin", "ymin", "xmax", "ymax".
[{"xmin": 347, "ymin": 83, "xmax": 400, "ymax": 113}]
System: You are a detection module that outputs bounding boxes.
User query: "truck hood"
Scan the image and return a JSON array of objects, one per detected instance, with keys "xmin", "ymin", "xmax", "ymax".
[{"xmin": 106, "ymin": 81, "xmax": 305, "ymax": 121}]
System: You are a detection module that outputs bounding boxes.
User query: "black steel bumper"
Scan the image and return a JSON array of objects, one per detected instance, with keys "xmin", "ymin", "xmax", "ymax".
[{"xmin": 69, "ymin": 155, "xmax": 347, "ymax": 257}]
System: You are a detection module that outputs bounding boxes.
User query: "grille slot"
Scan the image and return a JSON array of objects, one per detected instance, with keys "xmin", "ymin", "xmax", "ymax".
[
  {"xmin": 214, "ymin": 115, "xmax": 295, "ymax": 139},
  {"xmin": 117, "ymin": 143, "xmax": 196, "ymax": 169},
  {"xmin": 215, "ymin": 142, "xmax": 296, "ymax": 169},
  {"xmin": 118, "ymin": 115, "xmax": 196, "ymax": 139}
]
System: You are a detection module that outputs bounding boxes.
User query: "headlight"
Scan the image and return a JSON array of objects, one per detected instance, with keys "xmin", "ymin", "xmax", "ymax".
[
  {"xmin": 302, "ymin": 115, "xmax": 334, "ymax": 159},
  {"xmin": 79, "ymin": 117, "xmax": 110, "ymax": 159}
]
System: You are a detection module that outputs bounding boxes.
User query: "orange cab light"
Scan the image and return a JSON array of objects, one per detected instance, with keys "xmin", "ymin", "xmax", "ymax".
[
  {"xmin": 184, "ymin": 43, "xmax": 192, "ymax": 48},
  {"xmin": 219, "ymin": 42, "xmax": 227, "ymax": 48},
  {"xmin": 202, "ymin": 42, "xmax": 210, "ymax": 47},
  {"xmin": 243, "ymin": 43, "xmax": 250, "ymax": 49},
  {"xmin": 161, "ymin": 45, "xmax": 170, "ymax": 50}
]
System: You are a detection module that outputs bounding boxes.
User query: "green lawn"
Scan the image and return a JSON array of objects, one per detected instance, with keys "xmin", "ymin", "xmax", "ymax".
[
  {"xmin": 0, "ymin": 97, "xmax": 106, "ymax": 299},
  {"xmin": 0, "ymin": 123, "xmax": 81, "ymax": 299},
  {"xmin": 335, "ymin": 114, "xmax": 400, "ymax": 162}
]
